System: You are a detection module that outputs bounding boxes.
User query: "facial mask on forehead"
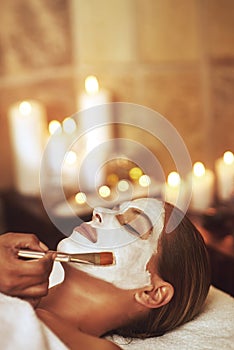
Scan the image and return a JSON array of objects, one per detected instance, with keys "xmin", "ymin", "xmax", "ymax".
[{"xmin": 58, "ymin": 198, "xmax": 165, "ymax": 290}]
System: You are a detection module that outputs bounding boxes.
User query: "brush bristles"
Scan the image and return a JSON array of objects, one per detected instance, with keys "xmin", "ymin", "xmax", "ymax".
[
  {"xmin": 70, "ymin": 252, "xmax": 115, "ymax": 265},
  {"xmin": 99, "ymin": 252, "xmax": 114, "ymax": 266}
]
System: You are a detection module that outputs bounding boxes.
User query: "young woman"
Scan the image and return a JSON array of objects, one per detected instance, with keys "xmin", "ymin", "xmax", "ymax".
[{"xmin": 36, "ymin": 198, "xmax": 210, "ymax": 350}]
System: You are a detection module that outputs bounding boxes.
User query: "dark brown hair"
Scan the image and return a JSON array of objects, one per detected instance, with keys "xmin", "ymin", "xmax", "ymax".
[{"xmin": 112, "ymin": 202, "xmax": 211, "ymax": 339}]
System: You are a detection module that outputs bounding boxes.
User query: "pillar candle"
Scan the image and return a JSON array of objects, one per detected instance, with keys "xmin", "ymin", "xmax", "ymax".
[
  {"xmin": 62, "ymin": 150, "xmax": 79, "ymax": 190},
  {"xmin": 79, "ymin": 75, "xmax": 111, "ymax": 111},
  {"xmin": 46, "ymin": 120, "xmax": 67, "ymax": 177},
  {"xmin": 8, "ymin": 100, "xmax": 47, "ymax": 196},
  {"xmin": 78, "ymin": 75, "xmax": 112, "ymax": 149},
  {"xmin": 162, "ymin": 171, "xmax": 186, "ymax": 210},
  {"xmin": 77, "ymin": 75, "xmax": 112, "ymax": 193},
  {"xmin": 215, "ymin": 151, "xmax": 234, "ymax": 201},
  {"xmin": 190, "ymin": 162, "xmax": 215, "ymax": 211}
]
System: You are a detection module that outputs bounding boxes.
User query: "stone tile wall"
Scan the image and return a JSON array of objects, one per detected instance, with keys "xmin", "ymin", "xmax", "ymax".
[{"xmin": 0, "ymin": 0, "xmax": 233, "ymax": 189}]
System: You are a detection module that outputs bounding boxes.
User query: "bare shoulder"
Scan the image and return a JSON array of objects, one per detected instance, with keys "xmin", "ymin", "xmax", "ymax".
[{"xmin": 36, "ymin": 308, "xmax": 122, "ymax": 350}]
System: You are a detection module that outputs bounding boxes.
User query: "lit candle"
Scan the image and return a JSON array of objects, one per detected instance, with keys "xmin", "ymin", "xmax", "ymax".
[
  {"xmin": 77, "ymin": 75, "xmax": 112, "ymax": 193},
  {"xmin": 163, "ymin": 171, "xmax": 181, "ymax": 207},
  {"xmin": 62, "ymin": 117, "xmax": 77, "ymax": 135},
  {"xmin": 98, "ymin": 185, "xmax": 111, "ymax": 198},
  {"xmin": 129, "ymin": 167, "xmax": 143, "ymax": 182},
  {"xmin": 190, "ymin": 162, "xmax": 215, "ymax": 211},
  {"xmin": 78, "ymin": 75, "xmax": 112, "ymax": 149},
  {"xmin": 117, "ymin": 180, "xmax": 130, "ymax": 192},
  {"xmin": 46, "ymin": 120, "xmax": 67, "ymax": 177},
  {"xmin": 162, "ymin": 171, "xmax": 188, "ymax": 210},
  {"xmin": 75, "ymin": 192, "xmax": 87, "ymax": 205},
  {"xmin": 139, "ymin": 175, "xmax": 151, "ymax": 187},
  {"xmin": 62, "ymin": 150, "xmax": 79, "ymax": 190},
  {"xmin": 79, "ymin": 75, "xmax": 111, "ymax": 111},
  {"xmin": 215, "ymin": 151, "xmax": 234, "ymax": 201},
  {"xmin": 8, "ymin": 100, "xmax": 47, "ymax": 195}
]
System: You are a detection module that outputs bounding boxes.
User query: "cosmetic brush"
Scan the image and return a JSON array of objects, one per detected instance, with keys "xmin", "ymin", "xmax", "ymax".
[{"xmin": 17, "ymin": 250, "xmax": 114, "ymax": 266}]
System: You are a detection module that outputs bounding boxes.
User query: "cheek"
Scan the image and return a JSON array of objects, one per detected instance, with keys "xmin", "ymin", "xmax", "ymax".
[
  {"xmin": 112, "ymin": 239, "xmax": 155, "ymax": 287},
  {"xmin": 115, "ymin": 240, "xmax": 153, "ymax": 268}
]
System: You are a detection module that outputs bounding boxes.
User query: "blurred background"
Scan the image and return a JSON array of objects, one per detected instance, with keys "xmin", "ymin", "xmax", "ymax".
[
  {"xmin": 0, "ymin": 0, "xmax": 233, "ymax": 294},
  {"xmin": 0, "ymin": 0, "xmax": 234, "ymax": 189}
]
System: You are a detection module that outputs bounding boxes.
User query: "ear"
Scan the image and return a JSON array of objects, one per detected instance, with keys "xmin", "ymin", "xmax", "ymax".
[{"xmin": 134, "ymin": 282, "xmax": 174, "ymax": 309}]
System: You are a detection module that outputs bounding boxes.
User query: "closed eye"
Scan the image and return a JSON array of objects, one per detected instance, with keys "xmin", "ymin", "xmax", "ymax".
[
  {"xmin": 116, "ymin": 207, "xmax": 153, "ymax": 239},
  {"xmin": 123, "ymin": 223, "xmax": 140, "ymax": 236}
]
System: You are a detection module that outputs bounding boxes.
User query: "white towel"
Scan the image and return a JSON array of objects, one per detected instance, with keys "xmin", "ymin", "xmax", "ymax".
[
  {"xmin": 108, "ymin": 286, "xmax": 234, "ymax": 350},
  {"xmin": 0, "ymin": 286, "xmax": 233, "ymax": 349},
  {"xmin": 0, "ymin": 292, "xmax": 68, "ymax": 350}
]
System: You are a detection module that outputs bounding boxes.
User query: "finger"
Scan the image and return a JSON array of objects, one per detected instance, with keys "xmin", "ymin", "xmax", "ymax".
[
  {"xmin": 0, "ymin": 270, "xmax": 49, "ymax": 297},
  {"xmin": 7, "ymin": 267, "xmax": 52, "ymax": 296},
  {"xmin": 37, "ymin": 251, "xmax": 55, "ymax": 276},
  {"xmin": 17, "ymin": 251, "xmax": 55, "ymax": 275},
  {"xmin": 10, "ymin": 233, "xmax": 48, "ymax": 252},
  {"xmin": 22, "ymin": 281, "xmax": 50, "ymax": 298},
  {"xmin": 1, "ymin": 232, "xmax": 48, "ymax": 252},
  {"xmin": 6, "ymin": 252, "xmax": 55, "ymax": 293},
  {"xmin": 39, "ymin": 241, "xmax": 49, "ymax": 251},
  {"xmin": 11, "ymin": 280, "xmax": 50, "ymax": 298}
]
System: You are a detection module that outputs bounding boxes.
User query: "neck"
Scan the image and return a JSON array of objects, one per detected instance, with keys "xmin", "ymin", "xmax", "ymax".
[{"xmin": 38, "ymin": 264, "xmax": 142, "ymax": 336}]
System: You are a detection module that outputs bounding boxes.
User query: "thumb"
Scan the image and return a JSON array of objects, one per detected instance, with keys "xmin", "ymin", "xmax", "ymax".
[{"xmin": 40, "ymin": 251, "xmax": 57, "ymax": 269}]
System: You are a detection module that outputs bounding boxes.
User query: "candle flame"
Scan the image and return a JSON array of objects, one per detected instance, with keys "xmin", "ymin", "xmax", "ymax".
[
  {"xmin": 85, "ymin": 75, "xmax": 99, "ymax": 94},
  {"xmin": 75, "ymin": 192, "xmax": 87, "ymax": 204},
  {"xmin": 129, "ymin": 167, "xmax": 143, "ymax": 181},
  {"xmin": 49, "ymin": 120, "xmax": 62, "ymax": 135},
  {"xmin": 19, "ymin": 101, "xmax": 32, "ymax": 116},
  {"xmin": 223, "ymin": 151, "xmax": 234, "ymax": 165},
  {"xmin": 99, "ymin": 185, "xmax": 111, "ymax": 198},
  {"xmin": 63, "ymin": 117, "xmax": 77, "ymax": 134},
  {"xmin": 139, "ymin": 175, "xmax": 151, "ymax": 187},
  {"xmin": 193, "ymin": 162, "xmax": 205, "ymax": 177},
  {"xmin": 117, "ymin": 180, "xmax": 130, "ymax": 192},
  {"xmin": 64, "ymin": 151, "xmax": 77, "ymax": 165},
  {"xmin": 167, "ymin": 172, "xmax": 181, "ymax": 187},
  {"xmin": 107, "ymin": 173, "xmax": 119, "ymax": 186}
]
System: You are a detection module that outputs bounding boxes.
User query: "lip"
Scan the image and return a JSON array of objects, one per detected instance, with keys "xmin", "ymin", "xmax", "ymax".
[{"xmin": 74, "ymin": 222, "xmax": 97, "ymax": 243}]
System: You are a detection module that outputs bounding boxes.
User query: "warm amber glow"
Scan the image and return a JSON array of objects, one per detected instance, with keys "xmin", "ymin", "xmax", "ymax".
[
  {"xmin": 117, "ymin": 180, "xmax": 130, "ymax": 192},
  {"xmin": 48, "ymin": 120, "xmax": 62, "ymax": 135},
  {"xmin": 139, "ymin": 175, "xmax": 151, "ymax": 187},
  {"xmin": 63, "ymin": 117, "xmax": 77, "ymax": 134},
  {"xmin": 167, "ymin": 172, "xmax": 181, "ymax": 187},
  {"xmin": 75, "ymin": 192, "xmax": 87, "ymax": 204},
  {"xmin": 19, "ymin": 101, "xmax": 32, "ymax": 116},
  {"xmin": 64, "ymin": 151, "xmax": 77, "ymax": 165},
  {"xmin": 85, "ymin": 75, "xmax": 99, "ymax": 94},
  {"xmin": 129, "ymin": 167, "xmax": 143, "ymax": 181},
  {"xmin": 99, "ymin": 185, "xmax": 111, "ymax": 198},
  {"xmin": 193, "ymin": 162, "xmax": 206, "ymax": 177},
  {"xmin": 223, "ymin": 151, "xmax": 234, "ymax": 165},
  {"xmin": 107, "ymin": 173, "xmax": 119, "ymax": 186}
]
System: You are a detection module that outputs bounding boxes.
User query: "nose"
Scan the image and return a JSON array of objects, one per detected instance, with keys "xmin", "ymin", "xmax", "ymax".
[
  {"xmin": 93, "ymin": 211, "xmax": 103, "ymax": 223},
  {"xmin": 92, "ymin": 207, "xmax": 119, "ymax": 228}
]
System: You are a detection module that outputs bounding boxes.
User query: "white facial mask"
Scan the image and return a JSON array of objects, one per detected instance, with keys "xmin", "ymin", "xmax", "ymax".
[{"xmin": 57, "ymin": 198, "xmax": 165, "ymax": 290}]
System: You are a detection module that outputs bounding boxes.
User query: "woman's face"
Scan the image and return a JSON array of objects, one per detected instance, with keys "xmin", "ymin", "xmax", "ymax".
[{"xmin": 58, "ymin": 198, "xmax": 165, "ymax": 290}]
